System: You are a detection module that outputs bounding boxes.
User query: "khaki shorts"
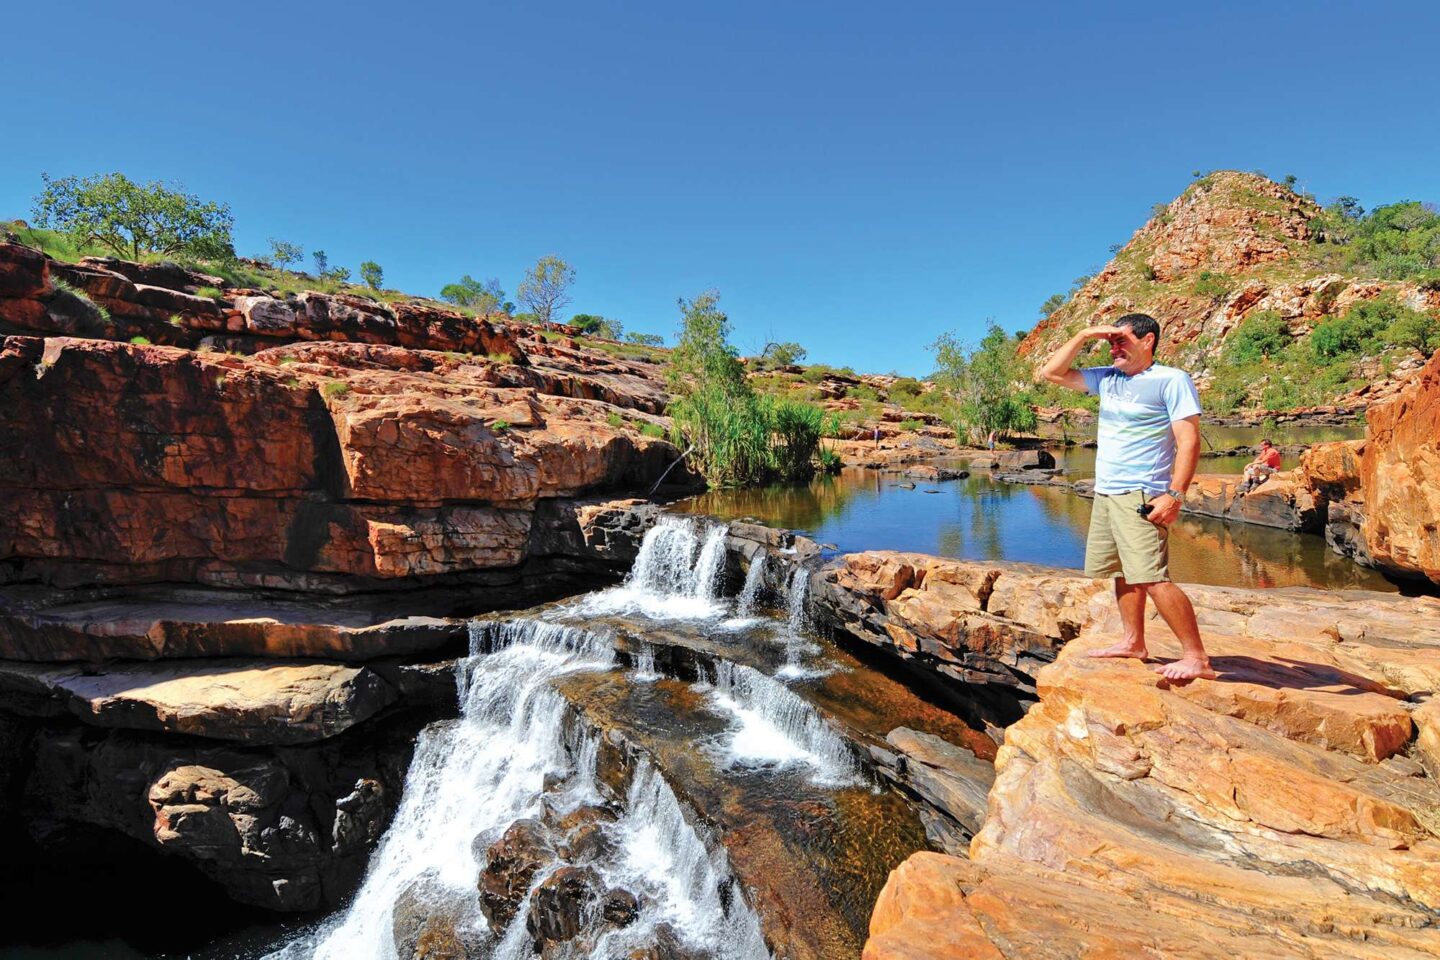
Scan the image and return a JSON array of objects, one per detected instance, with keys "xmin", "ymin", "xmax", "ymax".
[{"xmin": 1085, "ymin": 491, "xmax": 1170, "ymax": 583}]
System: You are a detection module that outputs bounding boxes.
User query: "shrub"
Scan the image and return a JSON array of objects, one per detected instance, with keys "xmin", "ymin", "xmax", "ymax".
[
  {"xmin": 486, "ymin": 351, "xmax": 515, "ymax": 365},
  {"xmin": 898, "ymin": 419, "xmax": 923, "ymax": 432},
  {"xmin": 491, "ymin": 419, "xmax": 510, "ymax": 432},
  {"xmin": 129, "ymin": 335, "xmax": 151, "ymax": 345},
  {"xmin": 1225, "ymin": 311, "xmax": 1291, "ymax": 364},
  {"xmin": 640, "ymin": 422, "xmax": 666, "ymax": 438},
  {"xmin": 167, "ymin": 314, "xmax": 184, "ymax": 327},
  {"xmin": 195, "ymin": 285, "xmax": 224, "ymax": 300},
  {"xmin": 1310, "ymin": 299, "xmax": 1393, "ymax": 359},
  {"xmin": 890, "ymin": 377, "xmax": 923, "ymax": 398},
  {"xmin": 1192, "ymin": 270, "xmax": 1234, "ymax": 299},
  {"xmin": 626, "ymin": 332, "xmax": 664, "ymax": 347},
  {"xmin": 322, "ymin": 380, "xmax": 350, "ymax": 398},
  {"xmin": 606, "ymin": 411, "xmax": 624, "ymax": 428},
  {"xmin": 1386, "ymin": 308, "xmax": 1440, "ymax": 353}
]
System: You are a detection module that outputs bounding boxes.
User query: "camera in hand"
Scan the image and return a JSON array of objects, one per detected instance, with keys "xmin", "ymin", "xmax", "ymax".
[{"xmin": 1137, "ymin": 502, "xmax": 1154, "ymax": 517}]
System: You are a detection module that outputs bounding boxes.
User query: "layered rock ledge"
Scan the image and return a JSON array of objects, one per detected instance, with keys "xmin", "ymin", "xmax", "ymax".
[{"xmin": 842, "ymin": 555, "xmax": 1440, "ymax": 959}]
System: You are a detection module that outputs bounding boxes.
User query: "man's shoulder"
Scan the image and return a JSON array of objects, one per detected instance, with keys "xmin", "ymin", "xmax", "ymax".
[{"xmin": 1147, "ymin": 363, "xmax": 1194, "ymax": 381}]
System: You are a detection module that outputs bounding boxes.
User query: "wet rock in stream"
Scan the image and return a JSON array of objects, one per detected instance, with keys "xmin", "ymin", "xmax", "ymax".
[
  {"xmin": 528, "ymin": 863, "xmax": 602, "ymax": 945},
  {"xmin": 478, "ymin": 817, "xmax": 556, "ymax": 929}
]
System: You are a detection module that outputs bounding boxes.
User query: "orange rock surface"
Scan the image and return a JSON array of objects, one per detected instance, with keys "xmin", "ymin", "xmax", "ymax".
[{"xmin": 858, "ymin": 556, "xmax": 1440, "ymax": 959}]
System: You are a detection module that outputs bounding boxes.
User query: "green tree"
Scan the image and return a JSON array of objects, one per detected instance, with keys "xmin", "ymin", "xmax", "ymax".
[
  {"xmin": 312, "ymin": 249, "xmax": 329, "ymax": 276},
  {"xmin": 268, "ymin": 239, "xmax": 303, "ymax": 274},
  {"xmin": 516, "ymin": 255, "xmax": 575, "ymax": 324},
  {"xmin": 32, "ymin": 172, "xmax": 234, "ymax": 261},
  {"xmin": 440, "ymin": 274, "xmax": 505, "ymax": 312},
  {"xmin": 359, "ymin": 260, "xmax": 383, "ymax": 290},
  {"xmin": 569, "ymin": 313, "xmax": 622, "ymax": 338},
  {"xmin": 930, "ymin": 323, "xmax": 1038, "ymax": 444},
  {"xmin": 626, "ymin": 332, "xmax": 664, "ymax": 347},
  {"xmin": 1039, "ymin": 292, "xmax": 1067, "ymax": 317},
  {"xmin": 328, "ymin": 265, "xmax": 352, "ymax": 283},
  {"xmin": 666, "ymin": 291, "xmax": 832, "ymax": 486},
  {"xmin": 1387, "ymin": 309, "xmax": 1440, "ymax": 354},
  {"xmin": 759, "ymin": 341, "xmax": 807, "ymax": 367}
]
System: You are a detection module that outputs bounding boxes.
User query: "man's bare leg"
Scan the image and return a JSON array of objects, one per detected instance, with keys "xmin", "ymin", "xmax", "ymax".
[
  {"xmin": 1145, "ymin": 581, "xmax": 1215, "ymax": 680},
  {"xmin": 1088, "ymin": 577, "xmax": 1149, "ymax": 659}
]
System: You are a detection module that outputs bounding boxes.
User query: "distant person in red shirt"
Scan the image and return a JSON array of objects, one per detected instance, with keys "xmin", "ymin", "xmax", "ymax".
[{"xmin": 1238, "ymin": 438, "xmax": 1282, "ymax": 495}]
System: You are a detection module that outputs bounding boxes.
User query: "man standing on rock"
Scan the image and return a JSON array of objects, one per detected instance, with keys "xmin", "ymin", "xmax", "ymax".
[{"xmin": 1038, "ymin": 313, "xmax": 1215, "ymax": 681}]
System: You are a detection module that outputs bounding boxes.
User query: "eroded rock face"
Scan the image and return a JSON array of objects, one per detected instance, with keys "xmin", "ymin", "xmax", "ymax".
[
  {"xmin": 1302, "ymin": 347, "xmax": 1440, "ymax": 585},
  {"xmin": 22, "ymin": 719, "xmax": 420, "ymax": 911},
  {"xmin": 1183, "ymin": 471, "xmax": 1322, "ymax": 532},
  {"xmin": 860, "ymin": 559, "xmax": 1440, "ymax": 959},
  {"xmin": 0, "ymin": 334, "xmax": 688, "ymax": 593}
]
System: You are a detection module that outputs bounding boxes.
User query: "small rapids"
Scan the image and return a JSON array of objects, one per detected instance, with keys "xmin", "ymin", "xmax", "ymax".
[{"xmin": 696, "ymin": 661, "xmax": 862, "ymax": 786}]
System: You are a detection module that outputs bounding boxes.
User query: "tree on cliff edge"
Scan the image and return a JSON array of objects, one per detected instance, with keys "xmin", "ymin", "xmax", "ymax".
[
  {"xmin": 516, "ymin": 255, "xmax": 575, "ymax": 324},
  {"xmin": 32, "ymin": 172, "xmax": 234, "ymax": 261}
]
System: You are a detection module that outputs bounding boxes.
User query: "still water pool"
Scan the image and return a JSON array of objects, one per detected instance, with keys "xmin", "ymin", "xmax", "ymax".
[{"xmin": 676, "ymin": 461, "xmax": 1398, "ymax": 593}]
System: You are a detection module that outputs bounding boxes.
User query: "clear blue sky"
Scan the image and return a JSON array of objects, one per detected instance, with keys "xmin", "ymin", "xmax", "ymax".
[{"xmin": 4, "ymin": 1, "xmax": 1437, "ymax": 375}]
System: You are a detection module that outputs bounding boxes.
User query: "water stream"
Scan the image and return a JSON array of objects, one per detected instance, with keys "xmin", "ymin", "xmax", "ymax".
[{"xmin": 265, "ymin": 516, "xmax": 905, "ymax": 960}]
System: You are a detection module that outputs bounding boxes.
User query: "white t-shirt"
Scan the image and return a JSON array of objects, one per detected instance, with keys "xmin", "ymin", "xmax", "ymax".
[{"xmin": 1081, "ymin": 363, "xmax": 1202, "ymax": 496}]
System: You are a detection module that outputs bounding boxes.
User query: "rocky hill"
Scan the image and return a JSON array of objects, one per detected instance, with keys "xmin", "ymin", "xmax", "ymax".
[{"xmin": 1021, "ymin": 171, "xmax": 1440, "ymax": 412}]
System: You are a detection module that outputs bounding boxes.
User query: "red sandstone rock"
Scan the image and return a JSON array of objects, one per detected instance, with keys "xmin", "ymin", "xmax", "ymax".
[{"xmin": 858, "ymin": 558, "xmax": 1440, "ymax": 959}]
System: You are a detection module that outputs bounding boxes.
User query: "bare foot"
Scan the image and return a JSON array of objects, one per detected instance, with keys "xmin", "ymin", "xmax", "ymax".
[
  {"xmin": 1088, "ymin": 641, "xmax": 1148, "ymax": 660},
  {"xmin": 1153, "ymin": 657, "xmax": 1217, "ymax": 682}
]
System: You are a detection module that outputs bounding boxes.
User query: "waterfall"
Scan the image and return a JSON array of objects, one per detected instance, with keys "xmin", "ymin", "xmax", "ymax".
[
  {"xmin": 269, "ymin": 618, "xmax": 769, "ymax": 960},
  {"xmin": 575, "ymin": 516, "xmax": 730, "ymax": 621},
  {"xmin": 785, "ymin": 565, "xmax": 809, "ymax": 636},
  {"xmin": 736, "ymin": 554, "xmax": 768, "ymax": 617},
  {"xmin": 697, "ymin": 661, "xmax": 861, "ymax": 787},
  {"xmin": 775, "ymin": 565, "xmax": 822, "ymax": 678}
]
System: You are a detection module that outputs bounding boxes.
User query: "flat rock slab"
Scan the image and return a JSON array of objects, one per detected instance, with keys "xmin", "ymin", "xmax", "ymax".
[
  {"xmin": 0, "ymin": 658, "xmax": 397, "ymax": 743},
  {"xmin": 0, "ymin": 586, "xmax": 466, "ymax": 661}
]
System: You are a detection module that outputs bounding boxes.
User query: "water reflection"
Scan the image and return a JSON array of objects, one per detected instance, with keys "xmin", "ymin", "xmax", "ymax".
[{"xmin": 677, "ymin": 461, "xmax": 1397, "ymax": 593}]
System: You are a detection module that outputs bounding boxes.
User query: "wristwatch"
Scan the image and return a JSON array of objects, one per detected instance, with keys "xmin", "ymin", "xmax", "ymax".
[{"xmin": 1166, "ymin": 487, "xmax": 1186, "ymax": 500}]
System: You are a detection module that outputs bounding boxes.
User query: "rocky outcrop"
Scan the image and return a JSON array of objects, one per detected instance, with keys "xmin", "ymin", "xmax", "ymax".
[
  {"xmin": 0, "ymin": 335, "xmax": 687, "ymax": 594},
  {"xmin": 1183, "ymin": 471, "xmax": 1323, "ymax": 532},
  {"xmin": 1301, "ymin": 346, "xmax": 1440, "ymax": 586},
  {"xmin": 1018, "ymin": 172, "xmax": 1440, "ymax": 407},
  {"xmin": 859, "ymin": 558, "xmax": 1440, "ymax": 959},
  {"xmin": 814, "ymin": 553, "xmax": 1104, "ymax": 696}
]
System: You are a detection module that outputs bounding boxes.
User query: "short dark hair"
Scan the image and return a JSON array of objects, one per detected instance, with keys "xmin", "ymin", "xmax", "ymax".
[
  {"xmin": 1260, "ymin": 438, "xmax": 1272, "ymax": 446},
  {"xmin": 1115, "ymin": 313, "xmax": 1161, "ymax": 352}
]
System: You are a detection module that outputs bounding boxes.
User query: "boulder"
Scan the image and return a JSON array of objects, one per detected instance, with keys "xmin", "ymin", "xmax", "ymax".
[{"xmin": 1183, "ymin": 472, "xmax": 1323, "ymax": 532}]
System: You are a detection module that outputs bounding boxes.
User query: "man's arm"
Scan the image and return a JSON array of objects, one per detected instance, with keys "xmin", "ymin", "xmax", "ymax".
[
  {"xmin": 1146, "ymin": 414, "xmax": 1200, "ymax": 526},
  {"xmin": 1037, "ymin": 326, "xmax": 1128, "ymax": 391}
]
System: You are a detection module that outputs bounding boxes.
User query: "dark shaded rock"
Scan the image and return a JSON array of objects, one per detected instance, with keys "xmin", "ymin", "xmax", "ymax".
[
  {"xmin": 869, "ymin": 727, "xmax": 994, "ymax": 854},
  {"xmin": 479, "ymin": 818, "xmax": 555, "ymax": 930},
  {"xmin": 601, "ymin": 887, "xmax": 640, "ymax": 926},
  {"xmin": 528, "ymin": 865, "xmax": 601, "ymax": 945},
  {"xmin": 19, "ymin": 716, "xmax": 418, "ymax": 912}
]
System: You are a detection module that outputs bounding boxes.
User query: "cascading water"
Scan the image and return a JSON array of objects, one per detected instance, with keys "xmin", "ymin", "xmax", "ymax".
[
  {"xmin": 268, "ymin": 617, "xmax": 769, "ymax": 960},
  {"xmin": 697, "ymin": 661, "xmax": 861, "ymax": 787},
  {"xmin": 775, "ymin": 565, "xmax": 824, "ymax": 678},
  {"xmin": 575, "ymin": 516, "xmax": 730, "ymax": 620},
  {"xmin": 735, "ymin": 554, "xmax": 768, "ymax": 618}
]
